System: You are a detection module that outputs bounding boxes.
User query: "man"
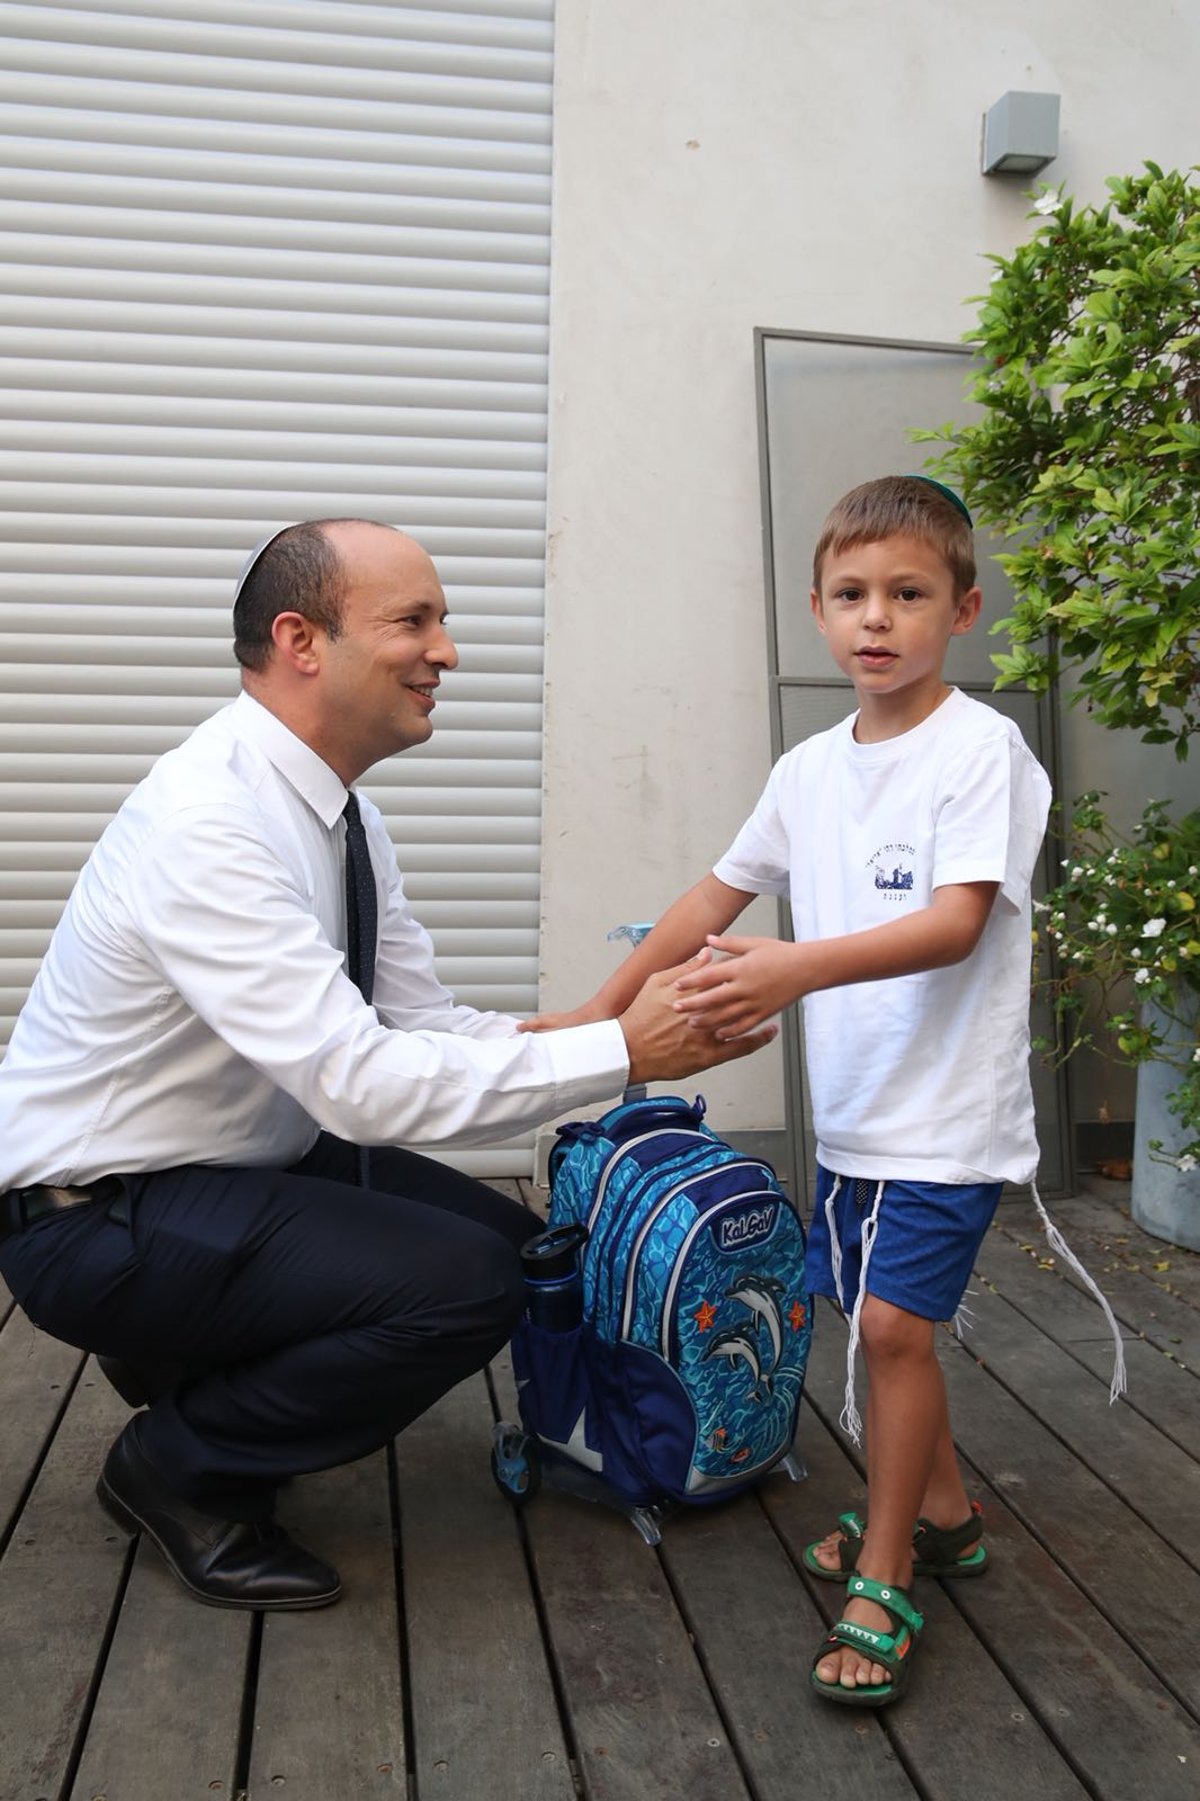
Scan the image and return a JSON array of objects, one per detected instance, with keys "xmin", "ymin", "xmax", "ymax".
[{"xmin": 0, "ymin": 519, "xmax": 772, "ymax": 1612}]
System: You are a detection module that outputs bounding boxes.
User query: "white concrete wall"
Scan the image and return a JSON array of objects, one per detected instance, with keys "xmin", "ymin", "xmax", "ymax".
[{"xmin": 539, "ymin": 0, "xmax": 1200, "ymax": 1144}]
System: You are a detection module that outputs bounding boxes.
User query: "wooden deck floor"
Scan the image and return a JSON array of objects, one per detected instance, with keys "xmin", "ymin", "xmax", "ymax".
[{"xmin": 2, "ymin": 1178, "xmax": 1199, "ymax": 1801}]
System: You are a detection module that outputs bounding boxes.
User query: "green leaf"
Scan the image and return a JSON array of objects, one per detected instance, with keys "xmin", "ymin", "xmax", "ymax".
[{"xmin": 911, "ymin": 160, "xmax": 1200, "ymax": 754}]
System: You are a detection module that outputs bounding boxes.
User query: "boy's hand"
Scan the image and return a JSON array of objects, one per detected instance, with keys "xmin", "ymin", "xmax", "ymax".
[
  {"xmin": 618, "ymin": 955, "xmax": 776, "ymax": 1084},
  {"xmin": 672, "ymin": 935, "xmax": 803, "ymax": 1037},
  {"xmin": 517, "ymin": 1001, "xmax": 608, "ymax": 1034}
]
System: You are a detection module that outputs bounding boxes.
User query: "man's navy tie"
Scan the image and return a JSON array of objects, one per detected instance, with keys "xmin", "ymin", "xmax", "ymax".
[{"xmin": 343, "ymin": 792, "xmax": 377, "ymax": 1185}]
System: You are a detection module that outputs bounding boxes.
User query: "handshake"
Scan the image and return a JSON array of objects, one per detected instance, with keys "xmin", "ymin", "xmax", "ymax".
[{"xmin": 521, "ymin": 950, "xmax": 778, "ymax": 1087}]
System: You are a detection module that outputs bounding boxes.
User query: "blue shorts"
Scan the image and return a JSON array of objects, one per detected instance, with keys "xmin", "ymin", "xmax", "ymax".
[{"xmin": 807, "ymin": 1164, "xmax": 1003, "ymax": 1322}]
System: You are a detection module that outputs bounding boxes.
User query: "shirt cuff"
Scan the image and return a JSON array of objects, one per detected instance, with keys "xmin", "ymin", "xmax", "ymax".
[{"xmin": 536, "ymin": 1018, "xmax": 630, "ymax": 1111}]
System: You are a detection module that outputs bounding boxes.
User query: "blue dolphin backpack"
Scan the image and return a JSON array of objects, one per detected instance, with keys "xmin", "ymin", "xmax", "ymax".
[{"xmin": 492, "ymin": 1093, "xmax": 812, "ymax": 1538}]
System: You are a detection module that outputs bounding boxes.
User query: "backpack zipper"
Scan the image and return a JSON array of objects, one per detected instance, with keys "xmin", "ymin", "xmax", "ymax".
[
  {"xmin": 584, "ymin": 1128, "xmax": 706, "ymax": 1233},
  {"xmin": 589, "ymin": 1138, "xmax": 719, "ymax": 1332},
  {"xmin": 617, "ymin": 1163, "xmax": 779, "ymax": 1342}
]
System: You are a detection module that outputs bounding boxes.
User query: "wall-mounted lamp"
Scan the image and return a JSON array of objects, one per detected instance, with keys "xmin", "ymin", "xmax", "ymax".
[{"xmin": 981, "ymin": 90, "xmax": 1060, "ymax": 177}]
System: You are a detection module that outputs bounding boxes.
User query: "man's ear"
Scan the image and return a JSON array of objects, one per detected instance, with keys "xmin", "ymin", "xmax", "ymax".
[
  {"xmin": 270, "ymin": 610, "xmax": 321, "ymax": 675},
  {"xmin": 952, "ymin": 586, "xmax": 984, "ymax": 636},
  {"xmin": 809, "ymin": 587, "xmax": 826, "ymax": 634}
]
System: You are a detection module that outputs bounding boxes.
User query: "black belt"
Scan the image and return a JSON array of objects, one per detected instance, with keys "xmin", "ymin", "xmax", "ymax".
[{"xmin": 0, "ymin": 1176, "xmax": 127, "ymax": 1242}]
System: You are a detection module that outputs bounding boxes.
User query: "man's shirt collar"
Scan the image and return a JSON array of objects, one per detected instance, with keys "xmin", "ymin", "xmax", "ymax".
[{"xmin": 232, "ymin": 690, "xmax": 350, "ymax": 828}]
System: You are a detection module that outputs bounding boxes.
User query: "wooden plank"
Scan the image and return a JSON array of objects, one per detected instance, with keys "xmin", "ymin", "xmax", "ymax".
[
  {"xmin": 492, "ymin": 1347, "xmax": 751, "ymax": 1801},
  {"xmin": 949, "ymin": 1272, "xmax": 1200, "ymax": 1567},
  {"xmin": 249, "ymin": 1452, "xmax": 405, "ymax": 1799},
  {"xmin": 762, "ymin": 1396, "xmax": 1091, "ymax": 1801},
  {"xmin": 980, "ymin": 1212, "xmax": 1147, "ymax": 1346},
  {"xmin": 975, "ymin": 1225, "xmax": 1200, "ymax": 1460},
  {"xmin": 522, "ymin": 1497, "xmax": 752, "ymax": 1801},
  {"xmin": 0, "ymin": 1305, "xmax": 84, "ymax": 1540},
  {"xmin": 68, "ymin": 1530, "xmax": 248, "ymax": 1801},
  {"xmin": 0, "ymin": 1359, "xmax": 132, "ymax": 1801},
  {"xmin": 993, "ymin": 1200, "xmax": 1200, "ymax": 1368},
  {"xmin": 661, "ymin": 1481, "xmax": 920, "ymax": 1801},
  {"xmin": 1047, "ymin": 1191, "xmax": 1200, "ymax": 1312},
  {"xmin": 396, "ymin": 1373, "xmax": 574, "ymax": 1801},
  {"xmin": 803, "ymin": 1316, "xmax": 1200, "ymax": 1796},
  {"xmin": 945, "ymin": 1493, "xmax": 1200, "ymax": 1801},
  {"xmin": 933, "ymin": 1332, "xmax": 1200, "ymax": 1714}
]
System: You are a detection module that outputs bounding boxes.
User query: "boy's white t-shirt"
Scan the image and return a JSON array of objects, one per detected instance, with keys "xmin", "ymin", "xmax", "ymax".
[{"xmin": 713, "ymin": 688, "xmax": 1052, "ymax": 1185}]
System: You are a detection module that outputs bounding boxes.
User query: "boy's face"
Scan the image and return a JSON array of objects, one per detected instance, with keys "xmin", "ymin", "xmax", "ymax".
[{"xmin": 810, "ymin": 534, "xmax": 981, "ymax": 738}]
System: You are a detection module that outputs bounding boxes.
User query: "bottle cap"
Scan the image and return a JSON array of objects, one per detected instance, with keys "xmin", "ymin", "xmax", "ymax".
[{"xmin": 520, "ymin": 1222, "xmax": 589, "ymax": 1280}]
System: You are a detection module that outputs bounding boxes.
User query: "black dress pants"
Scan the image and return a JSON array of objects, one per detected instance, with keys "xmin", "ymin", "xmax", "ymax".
[{"xmin": 0, "ymin": 1135, "xmax": 538, "ymax": 1518}]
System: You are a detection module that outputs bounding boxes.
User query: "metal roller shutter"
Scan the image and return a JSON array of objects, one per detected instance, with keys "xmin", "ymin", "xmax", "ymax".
[{"xmin": 0, "ymin": 0, "xmax": 554, "ymax": 1174}]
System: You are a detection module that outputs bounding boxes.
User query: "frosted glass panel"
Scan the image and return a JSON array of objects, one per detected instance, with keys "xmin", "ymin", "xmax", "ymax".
[{"xmin": 762, "ymin": 334, "xmax": 1014, "ymax": 683}]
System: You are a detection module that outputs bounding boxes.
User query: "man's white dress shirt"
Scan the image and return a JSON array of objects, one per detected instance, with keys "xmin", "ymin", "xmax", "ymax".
[{"xmin": 0, "ymin": 694, "xmax": 629, "ymax": 1187}]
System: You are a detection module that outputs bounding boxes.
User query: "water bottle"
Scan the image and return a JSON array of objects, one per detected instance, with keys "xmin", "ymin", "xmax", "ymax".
[{"xmin": 520, "ymin": 1223, "xmax": 589, "ymax": 1331}]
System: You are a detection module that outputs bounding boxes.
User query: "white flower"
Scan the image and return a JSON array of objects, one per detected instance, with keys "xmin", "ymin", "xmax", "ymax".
[
  {"xmin": 1033, "ymin": 190, "xmax": 1061, "ymax": 216},
  {"xmin": 1189, "ymin": 865, "xmax": 1198, "ymax": 876},
  {"xmin": 1178, "ymin": 1155, "xmax": 1197, "ymax": 1174},
  {"xmin": 1134, "ymin": 968, "xmax": 1152, "ymax": 984},
  {"xmin": 1033, "ymin": 899, "xmax": 1049, "ymax": 913},
  {"xmin": 1132, "ymin": 946, "xmax": 1143, "ymax": 958},
  {"xmin": 1070, "ymin": 866, "xmax": 1084, "ymax": 880},
  {"xmin": 1142, "ymin": 918, "xmax": 1167, "ymax": 938},
  {"xmin": 1107, "ymin": 924, "xmax": 1118, "ymax": 935},
  {"xmin": 1193, "ymin": 1048, "xmax": 1200, "ymax": 1063}
]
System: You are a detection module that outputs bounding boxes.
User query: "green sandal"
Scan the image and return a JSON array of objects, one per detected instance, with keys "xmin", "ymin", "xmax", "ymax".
[
  {"xmin": 803, "ymin": 1500, "xmax": 987, "ymax": 1582},
  {"xmin": 811, "ymin": 1576, "xmax": 924, "ymax": 1709}
]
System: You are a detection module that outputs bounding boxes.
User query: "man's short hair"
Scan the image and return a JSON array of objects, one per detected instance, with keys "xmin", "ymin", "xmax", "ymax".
[
  {"xmin": 812, "ymin": 475, "xmax": 977, "ymax": 595},
  {"xmin": 232, "ymin": 522, "xmax": 346, "ymax": 672}
]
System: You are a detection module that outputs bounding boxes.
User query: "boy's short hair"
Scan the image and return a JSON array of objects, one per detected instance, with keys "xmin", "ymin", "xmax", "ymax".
[{"xmin": 812, "ymin": 475, "xmax": 976, "ymax": 594}]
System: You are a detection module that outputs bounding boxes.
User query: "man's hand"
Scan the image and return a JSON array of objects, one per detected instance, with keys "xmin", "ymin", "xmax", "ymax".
[
  {"xmin": 618, "ymin": 953, "xmax": 776, "ymax": 1084},
  {"xmin": 671, "ymin": 935, "xmax": 803, "ymax": 1038}
]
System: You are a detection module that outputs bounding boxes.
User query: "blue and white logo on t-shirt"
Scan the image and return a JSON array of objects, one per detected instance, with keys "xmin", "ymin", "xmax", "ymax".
[{"xmin": 867, "ymin": 841, "xmax": 915, "ymax": 898}]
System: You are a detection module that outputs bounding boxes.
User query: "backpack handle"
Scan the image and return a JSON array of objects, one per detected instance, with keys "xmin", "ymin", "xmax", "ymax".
[
  {"xmin": 549, "ymin": 1094, "xmax": 708, "ymax": 1184},
  {"xmin": 601, "ymin": 1094, "xmax": 707, "ymax": 1139},
  {"xmin": 547, "ymin": 1087, "xmax": 706, "ymax": 1159}
]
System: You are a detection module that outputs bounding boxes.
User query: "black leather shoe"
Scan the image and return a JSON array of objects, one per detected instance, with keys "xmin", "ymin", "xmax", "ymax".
[
  {"xmin": 96, "ymin": 1354, "xmax": 188, "ymax": 1407},
  {"xmin": 96, "ymin": 1419, "xmax": 341, "ymax": 1611}
]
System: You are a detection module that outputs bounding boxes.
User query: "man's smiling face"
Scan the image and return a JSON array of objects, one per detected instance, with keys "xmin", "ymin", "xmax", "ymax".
[{"xmin": 317, "ymin": 521, "xmax": 458, "ymax": 777}]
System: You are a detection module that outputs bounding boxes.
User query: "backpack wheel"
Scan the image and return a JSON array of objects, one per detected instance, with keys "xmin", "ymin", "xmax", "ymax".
[{"xmin": 490, "ymin": 1422, "xmax": 541, "ymax": 1505}]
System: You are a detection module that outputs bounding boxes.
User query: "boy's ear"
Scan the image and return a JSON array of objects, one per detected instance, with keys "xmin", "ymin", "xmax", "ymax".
[
  {"xmin": 809, "ymin": 587, "xmax": 826, "ymax": 633},
  {"xmin": 951, "ymin": 586, "xmax": 984, "ymax": 636}
]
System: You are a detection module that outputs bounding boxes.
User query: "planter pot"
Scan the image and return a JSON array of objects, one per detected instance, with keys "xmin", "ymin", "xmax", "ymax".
[{"xmin": 1131, "ymin": 994, "xmax": 1200, "ymax": 1252}]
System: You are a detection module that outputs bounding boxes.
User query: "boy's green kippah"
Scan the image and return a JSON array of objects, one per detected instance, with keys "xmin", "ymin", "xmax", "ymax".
[{"xmin": 905, "ymin": 474, "xmax": 973, "ymax": 528}]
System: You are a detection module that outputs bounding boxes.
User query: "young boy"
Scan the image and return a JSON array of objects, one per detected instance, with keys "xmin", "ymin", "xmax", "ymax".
[{"xmin": 527, "ymin": 475, "xmax": 1059, "ymax": 1707}]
